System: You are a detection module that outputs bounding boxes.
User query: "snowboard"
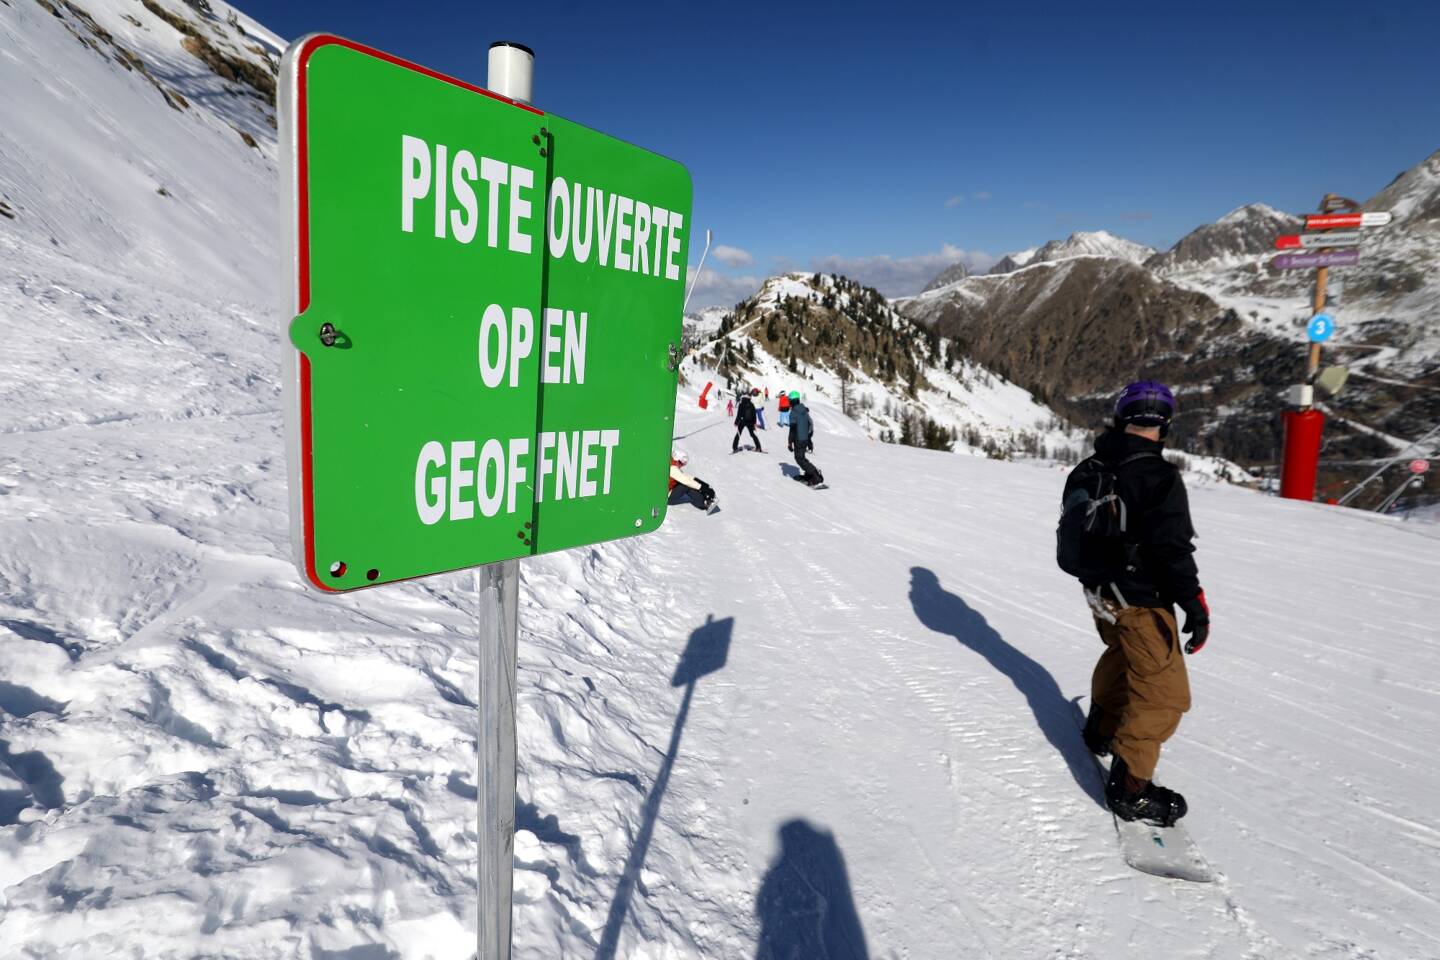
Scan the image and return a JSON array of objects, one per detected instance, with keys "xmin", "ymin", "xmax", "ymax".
[
  {"xmin": 789, "ymin": 474, "xmax": 827, "ymax": 490},
  {"xmin": 1092, "ymin": 753, "xmax": 1214, "ymax": 882}
]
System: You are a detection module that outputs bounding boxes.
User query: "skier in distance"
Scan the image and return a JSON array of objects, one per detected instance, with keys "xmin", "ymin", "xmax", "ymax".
[{"xmin": 733, "ymin": 390, "xmax": 762, "ymax": 453}]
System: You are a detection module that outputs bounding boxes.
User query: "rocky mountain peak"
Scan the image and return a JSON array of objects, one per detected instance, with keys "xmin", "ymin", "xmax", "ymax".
[{"xmin": 921, "ymin": 260, "xmax": 971, "ymax": 293}]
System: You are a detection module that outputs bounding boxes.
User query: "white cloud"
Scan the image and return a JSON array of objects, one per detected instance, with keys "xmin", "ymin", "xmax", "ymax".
[
  {"xmin": 973, "ymin": 191, "xmax": 992, "ymax": 201},
  {"xmin": 711, "ymin": 244, "xmax": 755, "ymax": 268},
  {"xmin": 684, "ymin": 266, "xmax": 765, "ymax": 310},
  {"xmin": 807, "ymin": 244, "xmax": 996, "ymax": 297},
  {"xmin": 944, "ymin": 195, "xmax": 964, "ymax": 209}
]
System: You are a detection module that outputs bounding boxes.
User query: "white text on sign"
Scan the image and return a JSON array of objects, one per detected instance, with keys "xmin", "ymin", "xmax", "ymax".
[{"xmin": 400, "ymin": 135, "xmax": 684, "ymax": 281}]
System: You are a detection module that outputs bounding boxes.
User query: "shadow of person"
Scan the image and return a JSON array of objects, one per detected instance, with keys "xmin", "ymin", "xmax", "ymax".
[
  {"xmin": 596, "ymin": 615, "xmax": 734, "ymax": 960},
  {"xmin": 779, "ymin": 463, "xmax": 800, "ymax": 479},
  {"xmin": 754, "ymin": 819, "xmax": 870, "ymax": 960},
  {"xmin": 907, "ymin": 567, "xmax": 1104, "ymax": 809}
]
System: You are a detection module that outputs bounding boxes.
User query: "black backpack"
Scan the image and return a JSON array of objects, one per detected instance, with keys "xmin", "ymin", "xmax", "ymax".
[{"xmin": 1056, "ymin": 452, "xmax": 1161, "ymax": 584}]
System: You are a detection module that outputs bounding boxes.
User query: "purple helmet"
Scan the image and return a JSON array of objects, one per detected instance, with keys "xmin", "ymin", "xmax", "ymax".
[{"xmin": 1114, "ymin": 380, "xmax": 1176, "ymax": 427}]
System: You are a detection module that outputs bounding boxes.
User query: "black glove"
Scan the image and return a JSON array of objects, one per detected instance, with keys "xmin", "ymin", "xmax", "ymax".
[
  {"xmin": 807, "ymin": 440, "xmax": 815, "ymax": 453},
  {"xmin": 1177, "ymin": 591, "xmax": 1210, "ymax": 654},
  {"xmin": 787, "ymin": 442, "xmax": 794, "ymax": 452}
]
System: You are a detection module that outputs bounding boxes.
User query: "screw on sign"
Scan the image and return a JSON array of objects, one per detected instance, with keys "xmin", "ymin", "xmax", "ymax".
[{"xmin": 1410, "ymin": 459, "xmax": 1431, "ymax": 475}]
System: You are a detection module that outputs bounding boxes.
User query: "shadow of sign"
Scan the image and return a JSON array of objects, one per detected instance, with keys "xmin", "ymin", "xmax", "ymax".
[
  {"xmin": 595, "ymin": 614, "xmax": 733, "ymax": 959},
  {"xmin": 754, "ymin": 819, "xmax": 870, "ymax": 960}
]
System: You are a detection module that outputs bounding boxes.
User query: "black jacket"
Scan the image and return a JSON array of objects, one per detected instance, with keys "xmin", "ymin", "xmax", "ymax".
[
  {"xmin": 788, "ymin": 402, "xmax": 813, "ymax": 448},
  {"xmin": 1065, "ymin": 428, "xmax": 1200, "ymax": 606},
  {"xmin": 735, "ymin": 396, "xmax": 757, "ymax": 428}
]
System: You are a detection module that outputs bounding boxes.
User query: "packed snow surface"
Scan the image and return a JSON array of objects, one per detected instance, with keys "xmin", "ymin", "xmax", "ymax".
[
  {"xmin": 5, "ymin": 364, "xmax": 1440, "ymax": 956},
  {"xmin": 4, "ymin": 0, "xmax": 1440, "ymax": 957}
]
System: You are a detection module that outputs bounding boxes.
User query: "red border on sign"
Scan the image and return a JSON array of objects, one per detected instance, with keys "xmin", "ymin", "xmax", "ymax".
[{"xmin": 292, "ymin": 34, "xmax": 545, "ymax": 591}]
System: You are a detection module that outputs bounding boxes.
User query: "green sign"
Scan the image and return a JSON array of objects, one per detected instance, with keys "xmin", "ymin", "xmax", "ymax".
[{"xmin": 279, "ymin": 36, "xmax": 691, "ymax": 591}]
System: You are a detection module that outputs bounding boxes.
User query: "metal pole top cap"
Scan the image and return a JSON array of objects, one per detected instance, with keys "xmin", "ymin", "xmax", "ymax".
[{"xmin": 488, "ymin": 40, "xmax": 534, "ymax": 57}]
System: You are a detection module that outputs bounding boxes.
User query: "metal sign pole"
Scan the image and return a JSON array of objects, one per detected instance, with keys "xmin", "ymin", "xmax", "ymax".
[
  {"xmin": 478, "ymin": 41, "xmax": 532, "ymax": 960},
  {"xmin": 476, "ymin": 561, "xmax": 518, "ymax": 960}
]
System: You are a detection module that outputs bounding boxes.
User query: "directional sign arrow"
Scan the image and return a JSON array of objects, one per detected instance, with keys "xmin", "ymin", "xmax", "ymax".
[
  {"xmin": 1304, "ymin": 212, "xmax": 1392, "ymax": 230},
  {"xmin": 1275, "ymin": 231, "xmax": 1361, "ymax": 250},
  {"xmin": 1273, "ymin": 250, "xmax": 1361, "ymax": 270}
]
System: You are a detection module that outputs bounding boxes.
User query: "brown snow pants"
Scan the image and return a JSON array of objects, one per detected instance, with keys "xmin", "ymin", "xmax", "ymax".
[{"xmin": 1091, "ymin": 603, "xmax": 1190, "ymax": 782}]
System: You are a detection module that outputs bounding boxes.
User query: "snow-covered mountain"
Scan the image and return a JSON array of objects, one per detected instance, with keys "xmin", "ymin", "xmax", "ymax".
[
  {"xmin": 1145, "ymin": 203, "xmax": 1302, "ymax": 272},
  {"xmin": 689, "ymin": 273, "xmax": 1091, "ymax": 461},
  {"xmin": 920, "ymin": 259, "xmax": 970, "ymax": 292},
  {"xmin": 929, "ymin": 231, "xmax": 1151, "ymax": 292},
  {"xmin": 986, "ymin": 245, "xmax": 1038, "ymax": 275},
  {"xmin": 904, "ymin": 150, "xmax": 1440, "ymax": 504},
  {"xmin": 1028, "ymin": 229, "xmax": 1155, "ymax": 266},
  {"xmin": 681, "ymin": 305, "xmax": 729, "ymax": 344}
]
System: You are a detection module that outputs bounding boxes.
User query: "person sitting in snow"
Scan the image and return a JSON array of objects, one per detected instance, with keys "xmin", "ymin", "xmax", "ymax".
[{"xmin": 668, "ymin": 448, "xmax": 715, "ymax": 510}]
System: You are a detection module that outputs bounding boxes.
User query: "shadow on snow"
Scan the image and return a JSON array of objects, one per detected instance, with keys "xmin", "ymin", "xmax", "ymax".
[
  {"xmin": 908, "ymin": 566, "xmax": 1104, "ymax": 810},
  {"xmin": 595, "ymin": 614, "xmax": 734, "ymax": 960}
]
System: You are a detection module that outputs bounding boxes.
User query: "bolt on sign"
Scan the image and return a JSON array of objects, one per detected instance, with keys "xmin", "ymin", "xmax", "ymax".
[{"xmin": 279, "ymin": 36, "xmax": 692, "ymax": 591}]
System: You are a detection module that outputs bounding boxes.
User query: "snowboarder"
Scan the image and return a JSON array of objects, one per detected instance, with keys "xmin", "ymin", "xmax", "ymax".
[
  {"xmin": 753, "ymin": 389, "xmax": 767, "ymax": 429},
  {"xmin": 668, "ymin": 448, "xmax": 715, "ymax": 511},
  {"xmin": 733, "ymin": 391, "xmax": 762, "ymax": 453},
  {"xmin": 787, "ymin": 391, "xmax": 824, "ymax": 485},
  {"xmin": 1058, "ymin": 380, "xmax": 1208, "ymax": 827},
  {"xmin": 777, "ymin": 390, "xmax": 791, "ymax": 428}
]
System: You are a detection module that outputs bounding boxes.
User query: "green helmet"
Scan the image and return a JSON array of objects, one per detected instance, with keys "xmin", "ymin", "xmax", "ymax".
[{"xmin": 788, "ymin": 390, "xmax": 800, "ymax": 401}]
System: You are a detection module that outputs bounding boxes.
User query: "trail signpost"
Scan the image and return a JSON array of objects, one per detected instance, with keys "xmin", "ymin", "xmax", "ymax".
[
  {"xmin": 1276, "ymin": 194, "xmax": 1392, "ymax": 502},
  {"xmin": 279, "ymin": 35, "xmax": 692, "ymax": 960}
]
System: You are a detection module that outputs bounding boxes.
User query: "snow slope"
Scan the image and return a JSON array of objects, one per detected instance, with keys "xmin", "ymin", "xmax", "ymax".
[
  {"xmin": 7, "ymin": 362, "xmax": 1440, "ymax": 957},
  {"xmin": 4, "ymin": 1, "xmax": 1440, "ymax": 957}
]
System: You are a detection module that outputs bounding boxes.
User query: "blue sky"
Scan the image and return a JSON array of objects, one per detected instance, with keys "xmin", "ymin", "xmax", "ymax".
[{"xmin": 249, "ymin": 1, "xmax": 1440, "ymax": 307}]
